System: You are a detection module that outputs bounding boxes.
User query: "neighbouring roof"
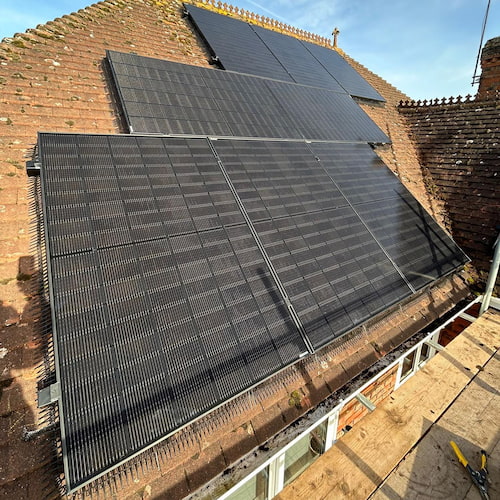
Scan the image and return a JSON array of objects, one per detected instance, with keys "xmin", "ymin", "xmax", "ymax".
[{"xmin": 0, "ymin": 1, "xmax": 475, "ymax": 499}]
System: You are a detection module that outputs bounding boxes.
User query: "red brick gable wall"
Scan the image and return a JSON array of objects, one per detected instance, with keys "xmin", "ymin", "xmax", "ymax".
[{"xmin": 399, "ymin": 95, "xmax": 500, "ymax": 275}]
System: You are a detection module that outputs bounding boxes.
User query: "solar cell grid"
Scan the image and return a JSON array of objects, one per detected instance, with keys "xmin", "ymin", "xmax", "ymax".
[
  {"xmin": 185, "ymin": 4, "xmax": 383, "ymax": 100},
  {"xmin": 39, "ymin": 130, "xmax": 469, "ymax": 491},
  {"xmin": 185, "ymin": 4, "xmax": 293, "ymax": 82},
  {"xmin": 213, "ymin": 140, "xmax": 349, "ymax": 220},
  {"xmin": 301, "ymin": 39, "xmax": 385, "ymax": 101},
  {"xmin": 308, "ymin": 142, "xmax": 407, "ymax": 204},
  {"xmin": 39, "ymin": 133, "xmax": 309, "ymax": 490},
  {"xmin": 107, "ymin": 50, "xmax": 389, "ymax": 143},
  {"xmin": 264, "ymin": 80, "xmax": 388, "ymax": 143},
  {"xmin": 213, "ymin": 140, "xmax": 414, "ymax": 348},
  {"xmin": 355, "ymin": 193, "xmax": 469, "ymax": 291},
  {"xmin": 252, "ymin": 25, "xmax": 346, "ymax": 92}
]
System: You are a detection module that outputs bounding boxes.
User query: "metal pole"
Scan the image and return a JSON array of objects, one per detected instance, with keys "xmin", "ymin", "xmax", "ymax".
[{"xmin": 479, "ymin": 231, "xmax": 500, "ymax": 315}]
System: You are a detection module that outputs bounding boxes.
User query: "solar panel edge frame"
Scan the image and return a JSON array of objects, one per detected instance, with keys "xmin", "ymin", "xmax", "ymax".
[
  {"xmin": 183, "ymin": 3, "xmax": 225, "ymax": 69},
  {"xmin": 106, "ymin": 49, "xmax": 136, "ymax": 133},
  {"xmin": 37, "ymin": 131, "xmax": 74, "ymax": 493}
]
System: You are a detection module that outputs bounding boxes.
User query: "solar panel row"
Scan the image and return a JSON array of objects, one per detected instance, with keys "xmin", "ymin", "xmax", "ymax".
[
  {"xmin": 185, "ymin": 3, "xmax": 384, "ymax": 101},
  {"xmin": 39, "ymin": 133, "xmax": 468, "ymax": 489},
  {"xmin": 107, "ymin": 51, "xmax": 388, "ymax": 142}
]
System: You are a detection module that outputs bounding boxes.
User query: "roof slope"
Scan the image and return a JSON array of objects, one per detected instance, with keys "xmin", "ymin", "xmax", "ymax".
[
  {"xmin": 0, "ymin": 1, "xmax": 471, "ymax": 498},
  {"xmin": 0, "ymin": 0, "xmax": 210, "ymax": 495}
]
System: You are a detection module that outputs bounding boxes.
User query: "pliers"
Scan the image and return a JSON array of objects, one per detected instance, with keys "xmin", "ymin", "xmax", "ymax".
[{"xmin": 450, "ymin": 441, "xmax": 489, "ymax": 500}]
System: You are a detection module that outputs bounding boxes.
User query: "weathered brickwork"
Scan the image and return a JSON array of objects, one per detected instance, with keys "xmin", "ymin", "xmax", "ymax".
[
  {"xmin": 399, "ymin": 96, "xmax": 500, "ymax": 273},
  {"xmin": 478, "ymin": 36, "xmax": 500, "ymax": 97}
]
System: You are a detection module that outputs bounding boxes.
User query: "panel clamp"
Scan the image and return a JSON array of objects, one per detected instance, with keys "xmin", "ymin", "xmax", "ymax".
[
  {"xmin": 38, "ymin": 382, "xmax": 60, "ymax": 408},
  {"xmin": 26, "ymin": 160, "xmax": 41, "ymax": 177}
]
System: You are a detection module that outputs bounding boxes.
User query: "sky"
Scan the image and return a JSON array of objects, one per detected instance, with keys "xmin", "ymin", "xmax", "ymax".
[{"xmin": 0, "ymin": 0, "xmax": 498, "ymax": 100}]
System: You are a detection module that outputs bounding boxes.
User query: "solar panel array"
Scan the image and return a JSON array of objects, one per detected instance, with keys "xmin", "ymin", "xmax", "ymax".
[
  {"xmin": 185, "ymin": 3, "xmax": 384, "ymax": 101},
  {"xmin": 185, "ymin": 4, "xmax": 293, "ymax": 82},
  {"xmin": 39, "ymin": 133, "xmax": 310, "ymax": 489},
  {"xmin": 107, "ymin": 51, "xmax": 389, "ymax": 143},
  {"xmin": 308, "ymin": 142, "xmax": 469, "ymax": 290},
  {"xmin": 40, "ymin": 133, "xmax": 468, "ymax": 488},
  {"xmin": 302, "ymin": 40, "xmax": 384, "ymax": 102},
  {"xmin": 39, "ymin": 6, "xmax": 469, "ymax": 492}
]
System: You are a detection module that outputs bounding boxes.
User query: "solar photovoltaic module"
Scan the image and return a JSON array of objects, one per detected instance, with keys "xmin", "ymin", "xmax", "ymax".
[
  {"xmin": 213, "ymin": 140, "xmax": 414, "ymax": 348},
  {"xmin": 301, "ymin": 40, "xmax": 385, "ymax": 102},
  {"xmin": 107, "ymin": 50, "xmax": 389, "ymax": 143},
  {"xmin": 39, "ymin": 132, "xmax": 469, "ymax": 490},
  {"xmin": 308, "ymin": 142, "xmax": 470, "ymax": 290},
  {"xmin": 185, "ymin": 4, "xmax": 293, "ymax": 83},
  {"xmin": 354, "ymin": 194, "xmax": 469, "ymax": 291},
  {"xmin": 38, "ymin": 133, "xmax": 309, "ymax": 490},
  {"xmin": 184, "ymin": 3, "xmax": 384, "ymax": 101},
  {"xmin": 251, "ymin": 25, "xmax": 346, "ymax": 92}
]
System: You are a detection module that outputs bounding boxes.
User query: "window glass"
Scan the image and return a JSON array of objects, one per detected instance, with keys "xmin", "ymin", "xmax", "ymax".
[
  {"xmin": 400, "ymin": 350, "xmax": 416, "ymax": 380},
  {"xmin": 225, "ymin": 466, "xmax": 269, "ymax": 500},
  {"xmin": 284, "ymin": 421, "xmax": 327, "ymax": 485},
  {"xmin": 419, "ymin": 343, "xmax": 431, "ymax": 365}
]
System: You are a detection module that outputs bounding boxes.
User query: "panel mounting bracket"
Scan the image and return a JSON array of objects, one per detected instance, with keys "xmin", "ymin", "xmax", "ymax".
[
  {"xmin": 425, "ymin": 339, "xmax": 444, "ymax": 352},
  {"xmin": 355, "ymin": 393, "xmax": 376, "ymax": 412},
  {"xmin": 38, "ymin": 382, "xmax": 60, "ymax": 408},
  {"xmin": 26, "ymin": 160, "xmax": 41, "ymax": 177}
]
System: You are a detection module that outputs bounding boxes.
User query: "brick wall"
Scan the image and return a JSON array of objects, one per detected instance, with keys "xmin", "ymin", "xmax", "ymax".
[
  {"xmin": 478, "ymin": 36, "xmax": 500, "ymax": 97},
  {"xmin": 336, "ymin": 366, "xmax": 398, "ymax": 437},
  {"xmin": 399, "ymin": 96, "xmax": 500, "ymax": 275}
]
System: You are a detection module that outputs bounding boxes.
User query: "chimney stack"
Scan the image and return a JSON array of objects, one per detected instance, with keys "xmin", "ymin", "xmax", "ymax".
[{"xmin": 477, "ymin": 36, "xmax": 500, "ymax": 97}]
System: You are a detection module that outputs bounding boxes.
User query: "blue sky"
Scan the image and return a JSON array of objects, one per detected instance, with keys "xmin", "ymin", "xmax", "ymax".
[{"xmin": 0, "ymin": 0, "xmax": 498, "ymax": 100}]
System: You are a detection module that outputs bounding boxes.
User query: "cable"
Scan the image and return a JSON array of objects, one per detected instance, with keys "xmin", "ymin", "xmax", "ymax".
[{"xmin": 472, "ymin": 0, "xmax": 491, "ymax": 85}]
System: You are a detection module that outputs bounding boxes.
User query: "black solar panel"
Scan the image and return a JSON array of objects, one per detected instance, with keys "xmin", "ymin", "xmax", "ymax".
[
  {"xmin": 185, "ymin": 4, "xmax": 293, "ymax": 83},
  {"xmin": 39, "ymin": 133, "xmax": 468, "ymax": 490},
  {"xmin": 251, "ymin": 25, "xmax": 346, "ymax": 92},
  {"xmin": 213, "ymin": 140, "xmax": 414, "ymax": 348},
  {"xmin": 264, "ymin": 81, "xmax": 388, "ymax": 143},
  {"xmin": 308, "ymin": 142, "xmax": 407, "ymax": 204},
  {"xmin": 308, "ymin": 142, "xmax": 469, "ymax": 290},
  {"xmin": 354, "ymin": 193, "xmax": 469, "ymax": 290},
  {"xmin": 185, "ymin": 4, "xmax": 383, "ymax": 101},
  {"xmin": 301, "ymin": 40, "xmax": 385, "ymax": 101},
  {"xmin": 107, "ymin": 50, "xmax": 389, "ymax": 143},
  {"xmin": 39, "ymin": 133, "xmax": 308, "ymax": 490}
]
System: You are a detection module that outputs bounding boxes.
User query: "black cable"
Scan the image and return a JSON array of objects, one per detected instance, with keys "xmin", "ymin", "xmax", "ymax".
[{"xmin": 472, "ymin": 0, "xmax": 491, "ymax": 85}]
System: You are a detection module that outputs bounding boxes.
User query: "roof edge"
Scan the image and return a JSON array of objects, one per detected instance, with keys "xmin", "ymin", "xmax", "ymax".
[{"xmin": 185, "ymin": 0, "xmax": 338, "ymax": 50}]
